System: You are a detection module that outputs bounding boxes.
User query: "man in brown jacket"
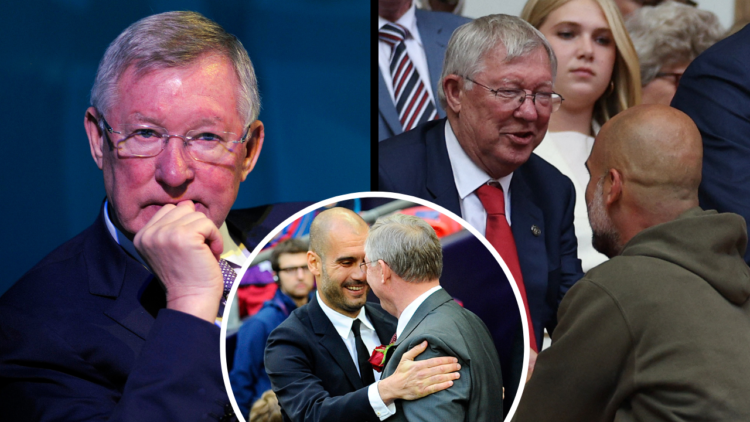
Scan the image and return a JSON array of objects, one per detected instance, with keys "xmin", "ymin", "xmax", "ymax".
[{"xmin": 514, "ymin": 104, "xmax": 750, "ymax": 421}]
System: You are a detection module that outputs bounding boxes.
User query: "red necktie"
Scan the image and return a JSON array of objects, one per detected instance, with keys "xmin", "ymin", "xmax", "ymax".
[{"xmin": 475, "ymin": 182, "xmax": 538, "ymax": 352}]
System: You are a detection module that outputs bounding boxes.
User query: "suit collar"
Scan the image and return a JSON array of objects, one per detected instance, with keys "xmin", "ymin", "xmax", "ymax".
[
  {"xmin": 394, "ymin": 288, "xmax": 452, "ymax": 347},
  {"xmin": 307, "ymin": 295, "xmax": 366, "ymax": 390},
  {"xmin": 425, "ymin": 119, "xmax": 462, "ymax": 216},
  {"xmin": 84, "ymin": 203, "xmax": 161, "ymax": 340},
  {"xmin": 415, "ymin": 9, "xmax": 451, "ymax": 117}
]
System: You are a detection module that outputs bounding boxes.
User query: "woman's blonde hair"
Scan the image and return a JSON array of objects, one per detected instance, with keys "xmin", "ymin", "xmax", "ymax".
[
  {"xmin": 521, "ymin": 0, "xmax": 641, "ymax": 127},
  {"xmin": 249, "ymin": 390, "xmax": 282, "ymax": 422}
]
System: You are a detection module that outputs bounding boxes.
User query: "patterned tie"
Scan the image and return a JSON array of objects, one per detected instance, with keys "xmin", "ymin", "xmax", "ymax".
[
  {"xmin": 218, "ymin": 258, "xmax": 237, "ymax": 318},
  {"xmin": 382, "ymin": 333, "xmax": 398, "ymax": 369},
  {"xmin": 379, "ymin": 22, "xmax": 438, "ymax": 131},
  {"xmin": 475, "ymin": 182, "xmax": 539, "ymax": 352},
  {"xmin": 352, "ymin": 319, "xmax": 376, "ymax": 385}
]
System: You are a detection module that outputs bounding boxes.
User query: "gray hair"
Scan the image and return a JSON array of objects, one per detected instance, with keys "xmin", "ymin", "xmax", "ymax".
[
  {"xmin": 626, "ymin": 1, "xmax": 724, "ymax": 85},
  {"xmin": 437, "ymin": 14, "xmax": 557, "ymax": 109},
  {"xmin": 90, "ymin": 11, "xmax": 260, "ymax": 125},
  {"xmin": 365, "ymin": 213, "xmax": 442, "ymax": 283}
]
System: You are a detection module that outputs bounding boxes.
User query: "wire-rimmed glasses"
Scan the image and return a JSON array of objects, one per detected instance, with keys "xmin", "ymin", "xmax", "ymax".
[{"xmin": 463, "ymin": 76, "xmax": 564, "ymax": 113}]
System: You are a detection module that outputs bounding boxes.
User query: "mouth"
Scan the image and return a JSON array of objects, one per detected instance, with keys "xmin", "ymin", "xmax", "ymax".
[
  {"xmin": 571, "ymin": 67, "xmax": 595, "ymax": 77},
  {"xmin": 343, "ymin": 282, "xmax": 368, "ymax": 295},
  {"xmin": 504, "ymin": 131, "xmax": 536, "ymax": 146}
]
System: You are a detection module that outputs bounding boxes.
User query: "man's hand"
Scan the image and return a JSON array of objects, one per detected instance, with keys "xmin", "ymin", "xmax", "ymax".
[
  {"xmin": 377, "ymin": 341, "xmax": 461, "ymax": 405},
  {"xmin": 526, "ymin": 348, "xmax": 538, "ymax": 383},
  {"xmin": 134, "ymin": 200, "xmax": 224, "ymax": 323}
]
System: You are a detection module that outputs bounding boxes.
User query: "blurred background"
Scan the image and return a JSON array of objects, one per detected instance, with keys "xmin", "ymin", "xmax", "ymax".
[{"xmin": 0, "ymin": 0, "xmax": 369, "ymax": 294}]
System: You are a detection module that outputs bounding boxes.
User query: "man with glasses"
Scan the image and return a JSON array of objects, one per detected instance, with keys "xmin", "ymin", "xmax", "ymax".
[
  {"xmin": 0, "ymin": 11, "xmax": 304, "ymax": 421},
  {"xmin": 230, "ymin": 239, "xmax": 315, "ymax": 417},
  {"xmin": 378, "ymin": 14, "xmax": 584, "ymax": 410}
]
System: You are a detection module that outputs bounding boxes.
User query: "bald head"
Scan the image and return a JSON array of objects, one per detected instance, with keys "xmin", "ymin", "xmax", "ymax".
[
  {"xmin": 309, "ymin": 207, "xmax": 369, "ymax": 259},
  {"xmin": 586, "ymin": 104, "xmax": 702, "ymax": 253}
]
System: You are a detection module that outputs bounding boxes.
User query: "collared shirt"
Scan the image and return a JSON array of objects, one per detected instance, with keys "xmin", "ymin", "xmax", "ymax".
[
  {"xmin": 378, "ymin": 3, "xmax": 436, "ymax": 105},
  {"xmin": 396, "ymin": 285, "xmax": 443, "ymax": 339},
  {"xmin": 444, "ymin": 120, "xmax": 513, "ymax": 234},
  {"xmin": 315, "ymin": 291, "xmax": 394, "ymax": 419}
]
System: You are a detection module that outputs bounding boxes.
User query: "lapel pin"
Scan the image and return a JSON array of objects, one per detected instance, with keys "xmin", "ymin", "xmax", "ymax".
[{"xmin": 531, "ymin": 225, "xmax": 541, "ymax": 237}]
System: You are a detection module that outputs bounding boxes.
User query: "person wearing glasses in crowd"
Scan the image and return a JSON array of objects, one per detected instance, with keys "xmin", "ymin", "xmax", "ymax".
[
  {"xmin": 626, "ymin": 0, "xmax": 724, "ymax": 106},
  {"xmin": 230, "ymin": 239, "xmax": 316, "ymax": 418},
  {"xmin": 378, "ymin": 14, "xmax": 584, "ymax": 410},
  {"xmin": 0, "ymin": 11, "xmax": 306, "ymax": 421},
  {"xmin": 521, "ymin": 0, "xmax": 640, "ymax": 274}
]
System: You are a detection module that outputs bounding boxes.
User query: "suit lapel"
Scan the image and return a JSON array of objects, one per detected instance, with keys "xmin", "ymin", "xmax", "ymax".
[
  {"xmin": 378, "ymin": 69, "xmax": 402, "ymax": 138},
  {"xmin": 509, "ymin": 168, "xmax": 548, "ymax": 332},
  {"xmin": 415, "ymin": 9, "xmax": 451, "ymax": 117},
  {"xmin": 425, "ymin": 120, "xmax": 462, "ymax": 216},
  {"xmin": 308, "ymin": 296, "xmax": 364, "ymax": 390},
  {"xmin": 85, "ymin": 206, "xmax": 158, "ymax": 341}
]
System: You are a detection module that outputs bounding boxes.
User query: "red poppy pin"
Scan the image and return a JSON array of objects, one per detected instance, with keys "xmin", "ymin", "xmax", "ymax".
[{"xmin": 368, "ymin": 342, "xmax": 395, "ymax": 372}]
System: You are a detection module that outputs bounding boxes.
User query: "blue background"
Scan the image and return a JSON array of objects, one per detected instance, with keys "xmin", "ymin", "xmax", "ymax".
[{"xmin": 0, "ymin": 0, "xmax": 370, "ymax": 295}]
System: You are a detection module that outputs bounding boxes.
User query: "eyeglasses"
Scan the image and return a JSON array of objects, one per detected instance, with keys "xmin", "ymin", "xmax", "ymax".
[
  {"xmin": 278, "ymin": 265, "xmax": 310, "ymax": 275},
  {"xmin": 359, "ymin": 260, "xmax": 384, "ymax": 272},
  {"xmin": 99, "ymin": 116, "xmax": 250, "ymax": 164},
  {"xmin": 463, "ymin": 76, "xmax": 564, "ymax": 113},
  {"xmin": 654, "ymin": 72, "xmax": 683, "ymax": 86}
]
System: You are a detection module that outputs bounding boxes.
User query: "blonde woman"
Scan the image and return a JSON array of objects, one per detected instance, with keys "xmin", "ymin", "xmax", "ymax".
[{"xmin": 522, "ymin": 0, "xmax": 641, "ymax": 271}]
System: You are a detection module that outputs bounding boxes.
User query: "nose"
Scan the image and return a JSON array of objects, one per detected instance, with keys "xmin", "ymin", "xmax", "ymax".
[
  {"xmin": 155, "ymin": 136, "xmax": 195, "ymax": 188},
  {"xmin": 353, "ymin": 262, "xmax": 367, "ymax": 281},
  {"xmin": 577, "ymin": 36, "xmax": 594, "ymax": 60},
  {"xmin": 514, "ymin": 94, "xmax": 540, "ymax": 121}
]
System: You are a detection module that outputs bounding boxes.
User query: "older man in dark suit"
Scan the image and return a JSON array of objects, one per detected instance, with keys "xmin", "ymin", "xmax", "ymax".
[
  {"xmin": 365, "ymin": 213, "xmax": 503, "ymax": 421},
  {"xmin": 0, "ymin": 12, "xmax": 273, "ymax": 421},
  {"xmin": 265, "ymin": 208, "xmax": 461, "ymax": 422},
  {"xmin": 378, "ymin": 14, "xmax": 584, "ymax": 408}
]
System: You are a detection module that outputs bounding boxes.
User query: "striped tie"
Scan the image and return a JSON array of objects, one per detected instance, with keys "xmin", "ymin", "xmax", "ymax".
[{"xmin": 379, "ymin": 23, "xmax": 438, "ymax": 131}]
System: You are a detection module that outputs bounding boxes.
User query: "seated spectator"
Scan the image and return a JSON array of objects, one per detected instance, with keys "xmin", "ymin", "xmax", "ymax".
[
  {"xmin": 627, "ymin": 0, "xmax": 724, "ymax": 105},
  {"xmin": 522, "ymin": 0, "xmax": 641, "ymax": 272},
  {"xmin": 230, "ymin": 239, "xmax": 315, "ymax": 417}
]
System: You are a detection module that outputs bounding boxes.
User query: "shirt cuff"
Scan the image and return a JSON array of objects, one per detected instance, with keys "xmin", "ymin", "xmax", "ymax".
[{"xmin": 368, "ymin": 381, "xmax": 397, "ymax": 420}]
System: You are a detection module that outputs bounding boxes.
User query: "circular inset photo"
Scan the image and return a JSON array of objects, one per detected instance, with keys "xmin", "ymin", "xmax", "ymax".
[{"xmin": 221, "ymin": 192, "xmax": 529, "ymax": 422}]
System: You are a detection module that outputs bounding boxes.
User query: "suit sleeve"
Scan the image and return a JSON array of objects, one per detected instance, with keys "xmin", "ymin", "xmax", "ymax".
[
  {"xmin": 230, "ymin": 317, "xmax": 268, "ymax": 417},
  {"xmin": 513, "ymin": 279, "xmax": 632, "ymax": 422},
  {"xmin": 0, "ymin": 307, "xmax": 230, "ymax": 422},
  {"xmin": 265, "ymin": 322, "xmax": 378, "ymax": 422},
  {"xmin": 396, "ymin": 336, "xmax": 471, "ymax": 422}
]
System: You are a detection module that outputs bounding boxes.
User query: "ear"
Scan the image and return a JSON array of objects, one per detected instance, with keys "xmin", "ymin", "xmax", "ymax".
[
  {"xmin": 605, "ymin": 168, "xmax": 623, "ymax": 207},
  {"xmin": 239, "ymin": 120, "xmax": 265, "ymax": 181},
  {"xmin": 443, "ymin": 74, "xmax": 463, "ymax": 114},
  {"xmin": 84, "ymin": 107, "xmax": 106, "ymax": 170},
  {"xmin": 307, "ymin": 251, "xmax": 322, "ymax": 278},
  {"xmin": 379, "ymin": 259, "xmax": 392, "ymax": 286}
]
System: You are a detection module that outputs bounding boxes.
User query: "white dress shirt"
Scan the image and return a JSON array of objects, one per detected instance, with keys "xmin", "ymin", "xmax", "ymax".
[
  {"xmin": 444, "ymin": 120, "xmax": 513, "ymax": 234},
  {"xmin": 315, "ymin": 292, "xmax": 394, "ymax": 419},
  {"xmin": 378, "ymin": 3, "xmax": 436, "ymax": 106}
]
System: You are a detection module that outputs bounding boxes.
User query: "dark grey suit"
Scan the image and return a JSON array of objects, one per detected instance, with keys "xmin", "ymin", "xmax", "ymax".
[{"xmin": 382, "ymin": 288, "xmax": 504, "ymax": 421}]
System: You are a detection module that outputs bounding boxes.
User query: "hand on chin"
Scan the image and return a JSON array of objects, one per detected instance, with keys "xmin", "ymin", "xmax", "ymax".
[{"xmin": 133, "ymin": 200, "xmax": 225, "ymax": 323}]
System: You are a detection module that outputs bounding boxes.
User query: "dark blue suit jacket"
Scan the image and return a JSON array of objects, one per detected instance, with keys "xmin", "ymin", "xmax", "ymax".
[
  {"xmin": 0, "ymin": 202, "xmax": 308, "ymax": 421},
  {"xmin": 378, "ymin": 119, "xmax": 584, "ymax": 347},
  {"xmin": 378, "ymin": 9, "xmax": 470, "ymax": 141},
  {"xmin": 265, "ymin": 294, "xmax": 397, "ymax": 422},
  {"xmin": 671, "ymin": 25, "xmax": 750, "ymax": 264}
]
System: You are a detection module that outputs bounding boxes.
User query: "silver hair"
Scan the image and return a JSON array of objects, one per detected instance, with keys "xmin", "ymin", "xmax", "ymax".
[
  {"xmin": 626, "ymin": 1, "xmax": 724, "ymax": 85},
  {"xmin": 90, "ymin": 11, "xmax": 260, "ymax": 125},
  {"xmin": 365, "ymin": 213, "xmax": 442, "ymax": 283},
  {"xmin": 437, "ymin": 14, "xmax": 557, "ymax": 109}
]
